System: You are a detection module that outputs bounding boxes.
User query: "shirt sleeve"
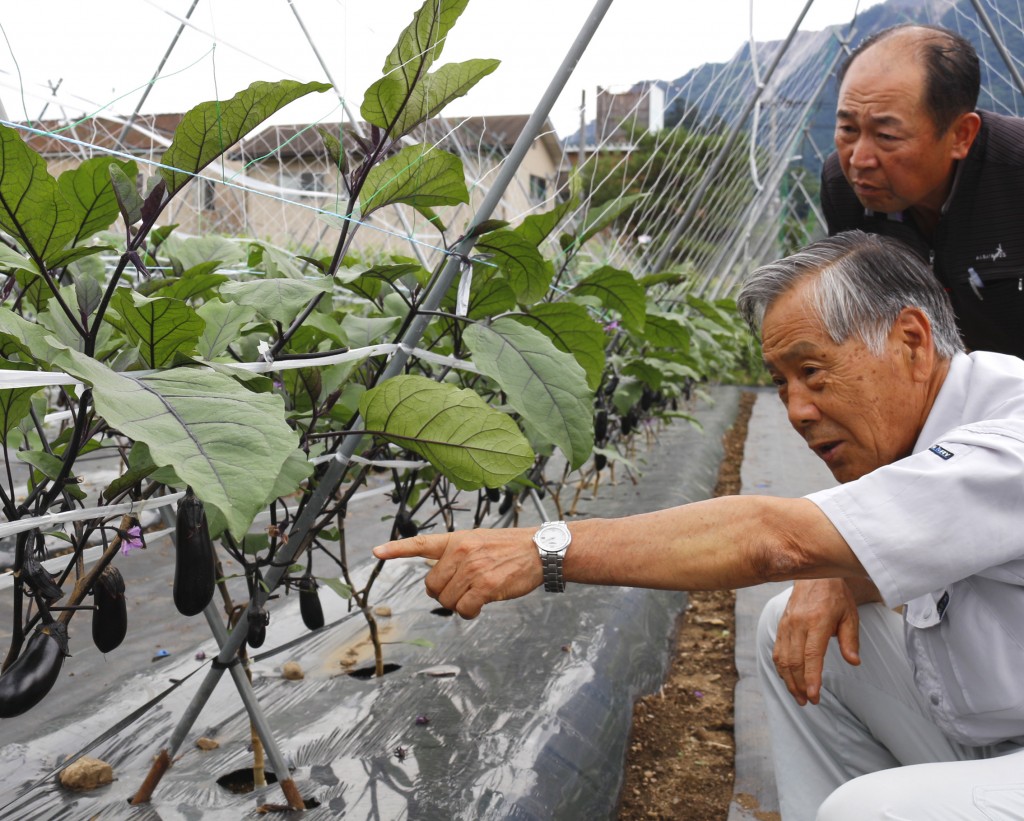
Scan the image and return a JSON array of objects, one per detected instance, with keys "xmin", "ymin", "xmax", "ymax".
[{"xmin": 805, "ymin": 422, "xmax": 1024, "ymax": 607}]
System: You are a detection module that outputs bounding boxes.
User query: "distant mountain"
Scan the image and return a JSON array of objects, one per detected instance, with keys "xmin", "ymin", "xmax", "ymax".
[{"xmin": 662, "ymin": 0, "xmax": 1023, "ymax": 176}]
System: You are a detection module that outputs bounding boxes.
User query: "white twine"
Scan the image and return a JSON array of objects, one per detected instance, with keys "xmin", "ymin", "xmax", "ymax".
[{"xmin": 0, "ymin": 492, "xmax": 185, "ymax": 540}]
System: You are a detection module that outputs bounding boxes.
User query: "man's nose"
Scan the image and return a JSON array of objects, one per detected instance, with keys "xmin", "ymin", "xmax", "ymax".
[
  {"xmin": 848, "ymin": 137, "xmax": 878, "ymax": 169},
  {"xmin": 785, "ymin": 386, "xmax": 821, "ymax": 429}
]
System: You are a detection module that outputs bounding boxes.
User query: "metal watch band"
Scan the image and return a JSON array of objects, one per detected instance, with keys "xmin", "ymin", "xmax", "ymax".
[{"xmin": 541, "ymin": 550, "xmax": 565, "ymax": 593}]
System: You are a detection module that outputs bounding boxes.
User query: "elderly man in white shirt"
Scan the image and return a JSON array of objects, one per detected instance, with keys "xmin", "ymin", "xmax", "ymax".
[{"xmin": 375, "ymin": 230, "xmax": 1024, "ymax": 820}]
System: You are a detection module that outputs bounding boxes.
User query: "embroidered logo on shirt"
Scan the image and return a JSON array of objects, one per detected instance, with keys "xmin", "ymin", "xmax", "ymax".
[
  {"xmin": 929, "ymin": 445, "xmax": 954, "ymax": 460},
  {"xmin": 975, "ymin": 243, "xmax": 1007, "ymax": 262}
]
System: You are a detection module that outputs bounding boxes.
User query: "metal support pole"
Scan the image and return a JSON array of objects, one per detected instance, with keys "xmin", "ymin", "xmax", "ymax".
[
  {"xmin": 703, "ymin": 37, "xmax": 845, "ymax": 299},
  {"xmin": 133, "ymin": 0, "xmax": 617, "ymax": 801},
  {"xmin": 969, "ymin": 0, "xmax": 1024, "ymax": 99},
  {"xmin": 118, "ymin": 0, "xmax": 200, "ymax": 147},
  {"xmin": 643, "ymin": 0, "xmax": 815, "ymax": 275}
]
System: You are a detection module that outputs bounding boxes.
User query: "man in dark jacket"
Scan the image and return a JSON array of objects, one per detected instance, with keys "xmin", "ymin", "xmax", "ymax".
[{"xmin": 821, "ymin": 23, "xmax": 1024, "ymax": 358}]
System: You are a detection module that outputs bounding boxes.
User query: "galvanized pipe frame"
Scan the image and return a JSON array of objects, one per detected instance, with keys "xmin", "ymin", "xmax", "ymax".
[
  {"xmin": 130, "ymin": 0, "xmax": 618, "ymax": 806},
  {"xmin": 641, "ymin": 0, "xmax": 816, "ymax": 278}
]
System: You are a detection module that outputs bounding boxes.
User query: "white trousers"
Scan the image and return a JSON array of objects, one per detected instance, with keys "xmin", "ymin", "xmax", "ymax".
[{"xmin": 756, "ymin": 588, "xmax": 1024, "ymax": 821}]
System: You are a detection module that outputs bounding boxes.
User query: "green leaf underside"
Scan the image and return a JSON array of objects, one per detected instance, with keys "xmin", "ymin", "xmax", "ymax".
[
  {"xmin": 160, "ymin": 80, "xmax": 331, "ymax": 195},
  {"xmin": 359, "ymin": 374, "xmax": 533, "ymax": 490},
  {"xmin": 196, "ymin": 299, "xmax": 257, "ymax": 359},
  {"xmin": 572, "ymin": 266, "xmax": 647, "ymax": 333},
  {"xmin": 219, "ymin": 278, "xmax": 333, "ymax": 325},
  {"xmin": 462, "ymin": 318, "xmax": 594, "ymax": 469},
  {"xmin": 362, "ymin": 58, "xmax": 499, "ymax": 138},
  {"xmin": 360, "ymin": 0, "xmax": 475, "ymax": 139},
  {"xmin": 511, "ymin": 302, "xmax": 606, "ymax": 391},
  {"xmin": 360, "ymin": 144, "xmax": 468, "ymax": 216},
  {"xmin": 0, "ymin": 307, "xmax": 65, "ymax": 364},
  {"xmin": 54, "ymin": 349, "xmax": 298, "ymax": 537}
]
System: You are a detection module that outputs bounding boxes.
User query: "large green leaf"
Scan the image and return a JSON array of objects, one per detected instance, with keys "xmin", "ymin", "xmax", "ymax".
[
  {"xmin": 686, "ymin": 293, "xmax": 739, "ymax": 329},
  {"xmin": 571, "ymin": 266, "xmax": 646, "ymax": 333},
  {"xmin": 463, "ymin": 318, "xmax": 594, "ymax": 469},
  {"xmin": 160, "ymin": 80, "xmax": 331, "ymax": 195},
  {"xmin": 58, "ymin": 157, "xmax": 137, "ymax": 244},
  {"xmin": 642, "ymin": 311, "xmax": 692, "ymax": 350},
  {"xmin": 379, "ymin": 0, "xmax": 468, "ymax": 74},
  {"xmin": 360, "ymin": 0, "xmax": 472, "ymax": 137},
  {"xmin": 196, "ymin": 299, "xmax": 257, "ymax": 359},
  {"xmin": 219, "ymin": 278, "xmax": 333, "ymax": 324},
  {"xmin": 362, "ymin": 58, "xmax": 499, "ymax": 138},
  {"xmin": 53, "ymin": 349, "xmax": 298, "ymax": 537},
  {"xmin": 360, "ymin": 374, "xmax": 533, "ymax": 490},
  {"xmin": 510, "ymin": 302, "xmax": 606, "ymax": 391},
  {"xmin": 442, "ymin": 262, "xmax": 516, "ymax": 319},
  {"xmin": 514, "ymin": 198, "xmax": 576, "ymax": 247},
  {"xmin": 571, "ymin": 193, "xmax": 647, "ymax": 249},
  {"xmin": 108, "ymin": 288, "xmax": 205, "ymax": 368},
  {"xmin": 361, "ymin": 144, "xmax": 468, "ymax": 216},
  {"xmin": 340, "ymin": 314, "xmax": 400, "ymax": 347},
  {"xmin": 162, "ymin": 235, "xmax": 245, "ymax": 270},
  {"xmin": 0, "ymin": 124, "xmax": 77, "ymax": 266},
  {"xmin": 474, "ymin": 230, "xmax": 552, "ymax": 305},
  {"xmin": 0, "ymin": 307, "xmax": 64, "ymax": 363},
  {"xmin": 0, "ymin": 244, "xmax": 37, "ymax": 275}
]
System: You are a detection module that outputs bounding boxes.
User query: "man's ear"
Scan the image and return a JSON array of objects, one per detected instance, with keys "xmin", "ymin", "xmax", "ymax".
[
  {"xmin": 949, "ymin": 112, "xmax": 981, "ymax": 160},
  {"xmin": 892, "ymin": 307, "xmax": 935, "ymax": 379}
]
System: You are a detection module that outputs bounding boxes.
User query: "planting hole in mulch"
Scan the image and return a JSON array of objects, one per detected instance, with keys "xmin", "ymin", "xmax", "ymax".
[
  {"xmin": 216, "ymin": 768, "xmax": 279, "ymax": 794},
  {"xmin": 346, "ymin": 663, "xmax": 402, "ymax": 679}
]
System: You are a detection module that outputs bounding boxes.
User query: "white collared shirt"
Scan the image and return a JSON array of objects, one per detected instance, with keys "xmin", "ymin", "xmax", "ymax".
[{"xmin": 808, "ymin": 351, "xmax": 1024, "ymax": 746}]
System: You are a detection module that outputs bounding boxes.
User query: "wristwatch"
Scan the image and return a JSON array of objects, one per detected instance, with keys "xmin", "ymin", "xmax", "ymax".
[{"xmin": 533, "ymin": 520, "xmax": 571, "ymax": 592}]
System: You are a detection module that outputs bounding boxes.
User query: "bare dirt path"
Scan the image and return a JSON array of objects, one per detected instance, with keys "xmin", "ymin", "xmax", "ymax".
[{"xmin": 618, "ymin": 391, "xmax": 757, "ymax": 821}]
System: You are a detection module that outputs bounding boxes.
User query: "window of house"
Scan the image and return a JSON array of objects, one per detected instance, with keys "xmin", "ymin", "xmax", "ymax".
[
  {"xmin": 201, "ymin": 178, "xmax": 216, "ymax": 211},
  {"xmin": 300, "ymin": 171, "xmax": 326, "ymax": 193},
  {"xmin": 529, "ymin": 174, "xmax": 547, "ymax": 205}
]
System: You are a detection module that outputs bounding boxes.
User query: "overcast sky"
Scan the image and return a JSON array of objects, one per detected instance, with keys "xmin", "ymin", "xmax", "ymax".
[{"xmin": 0, "ymin": 0, "xmax": 883, "ymax": 137}]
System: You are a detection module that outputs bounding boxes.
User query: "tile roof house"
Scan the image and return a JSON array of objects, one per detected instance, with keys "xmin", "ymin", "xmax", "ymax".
[{"xmin": 10, "ymin": 112, "xmax": 567, "ymax": 260}]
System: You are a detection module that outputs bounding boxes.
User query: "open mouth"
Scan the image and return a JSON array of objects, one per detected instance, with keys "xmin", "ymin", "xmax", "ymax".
[{"xmin": 812, "ymin": 441, "xmax": 841, "ymax": 461}]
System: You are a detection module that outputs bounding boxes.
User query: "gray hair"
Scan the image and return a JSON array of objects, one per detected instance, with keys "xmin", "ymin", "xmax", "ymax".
[{"xmin": 737, "ymin": 231, "xmax": 964, "ymax": 359}]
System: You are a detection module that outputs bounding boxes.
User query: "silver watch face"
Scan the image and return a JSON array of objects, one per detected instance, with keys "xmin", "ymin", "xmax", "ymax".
[{"xmin": 535, "ymin": 523, "xmax": 570, "ymax": 553}]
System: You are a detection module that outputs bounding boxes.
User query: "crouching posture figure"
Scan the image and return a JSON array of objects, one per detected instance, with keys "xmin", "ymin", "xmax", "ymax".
[{"xmin": 376, "ymin": 230, "xmax": 1024, "ymax": 819}]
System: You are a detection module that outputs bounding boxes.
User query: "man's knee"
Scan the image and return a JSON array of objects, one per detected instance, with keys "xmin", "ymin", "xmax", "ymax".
[{"xmin": 816, "ymin": 772, "xmax": 892, "ymax": 821}]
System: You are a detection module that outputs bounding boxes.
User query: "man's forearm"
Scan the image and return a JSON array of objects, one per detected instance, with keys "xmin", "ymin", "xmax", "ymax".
[{"xmin": 561, "ymin": 494, "xmax": 866, "ymax": 592}]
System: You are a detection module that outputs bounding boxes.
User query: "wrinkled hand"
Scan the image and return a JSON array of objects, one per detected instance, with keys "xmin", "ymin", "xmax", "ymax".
[
  {"xmin": 773, "ymin": 578, "xmax": 861, "ymax": 706},
  {"xmin": 373, "ymin": 528, "xmax": 542, "ymax": 619}
]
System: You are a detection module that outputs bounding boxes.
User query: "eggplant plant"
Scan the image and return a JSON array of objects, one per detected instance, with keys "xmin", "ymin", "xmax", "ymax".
[{"xmin": 0, "ymin": 0, "xmax": 752, "ymax": 723}]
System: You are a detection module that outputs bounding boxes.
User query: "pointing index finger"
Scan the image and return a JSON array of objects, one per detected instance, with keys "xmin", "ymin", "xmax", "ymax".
[{"xmin": 373, "ymin": 532, "xmax": 450, "ymax": 561}]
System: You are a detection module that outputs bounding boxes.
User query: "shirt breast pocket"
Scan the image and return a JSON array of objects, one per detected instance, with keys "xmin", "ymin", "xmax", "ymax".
[{"xmin": 938, "ymin": 581, "xmax": 1024, "ymax": 716}]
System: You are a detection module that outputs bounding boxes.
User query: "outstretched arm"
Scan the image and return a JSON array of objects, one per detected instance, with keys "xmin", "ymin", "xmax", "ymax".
[{"xmin": 373, "ymin": 494, "xmax": 867, "ymax": 618}]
